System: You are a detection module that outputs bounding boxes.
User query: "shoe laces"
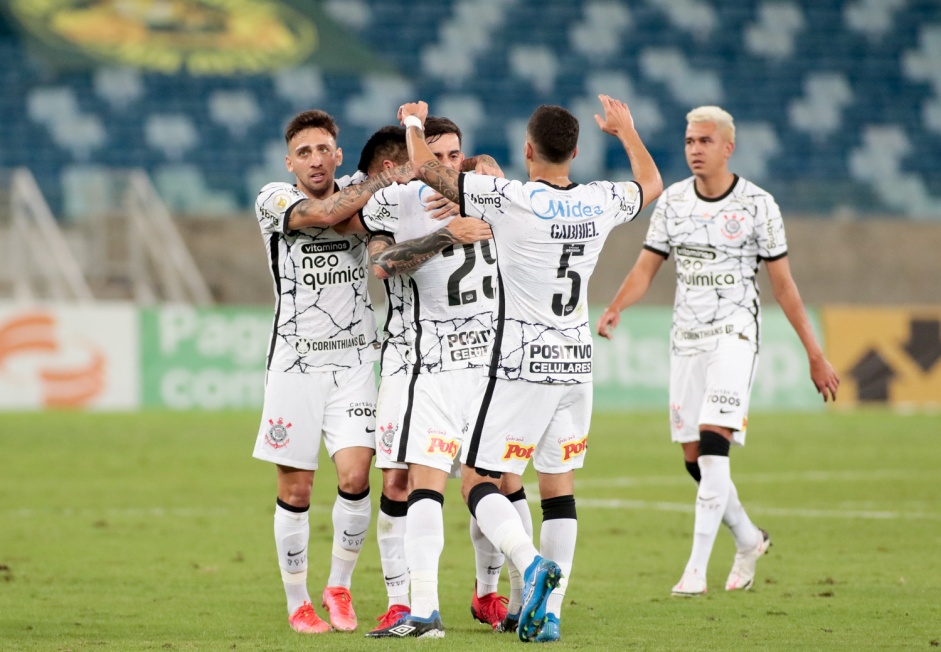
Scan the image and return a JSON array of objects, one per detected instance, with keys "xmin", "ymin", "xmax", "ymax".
[
  {"xmin": 292, "ymin": 602, "xmax": 318, "ymax": 623},
  {"xmin": 476, "ymin": 593, "xmax": 509, "ymax": 622},
  {"xmin": 377, "ymin": 605, "xmax": 410, "ymax": 628},
  {"xmin": 325, "ymin": 588, "xmax": 354, "ymax": 615}
]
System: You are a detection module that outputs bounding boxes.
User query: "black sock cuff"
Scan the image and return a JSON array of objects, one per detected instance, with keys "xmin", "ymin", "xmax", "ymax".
[
  {"xmin": 698, "ymin": 430, "xmax": 731, "ymax": 457},
  {"xmin": 276, "ymin": 498, "xmax": 309, "ymax": 513},
  {"xmin": 505, "ymin": 487, "xmax": 527, "ymax": 504},
  {"xmin": 541, "ymin": 494, "xmax": 577, "ymax": 520},
  {"xmin": 685, "ymin": 460, "xmax": 702, "ymax": 483},
  {"xmin": 380, "ymin": 493, "xmax": 408, "ymax": 517},
  {"xmin": 407, "ymin": 488, "xmax": 444, "ymax": 508},
  {"xmin": 467, "ymin": 482, "xmax": 502, "ymax": 518},
  {"xmin": 338, "ymin": 486, "xmax": 370, "ymax": 502}
]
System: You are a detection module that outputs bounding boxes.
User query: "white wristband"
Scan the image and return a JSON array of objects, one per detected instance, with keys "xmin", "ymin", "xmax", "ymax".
[{"xmin": 403, "ymin": 115, "xmax": 423, "ymax": 130}]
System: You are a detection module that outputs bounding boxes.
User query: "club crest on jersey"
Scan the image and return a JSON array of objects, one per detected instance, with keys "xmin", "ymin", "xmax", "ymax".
[
  {"xmin": 503, "ymin": 442, "xmax": 535, "ymax": 460},
  {"xmin": 427, "ymin": 434, "xmax": 459, "ymax": 458},
  {"xmin": 265, "ymin": 417, "xmax": 292, "ymax": 448},
  {"xmin": 559, "ymin": 435, "xmax": 588, "ymax": 461},
  {"xmin": 721, "ymin": 213, "xmax": 746, "ymax": 239}
]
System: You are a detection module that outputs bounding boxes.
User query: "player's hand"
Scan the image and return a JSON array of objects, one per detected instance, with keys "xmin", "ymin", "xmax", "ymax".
[
  {"xmin": 594, "ymin": 94, "xmax": 635, "ymax": 136},
  {"xmin": 810, "ymin": 354, "xmax": 840, "ymax": 402},
  {"xmin": 398, "ymin": 101, "xmax": 428, "ymax": 126},
  {"xmin": 473, "ymin": 155, "xmax": 504, "ymax": 178},
  {"xmin": 389, "ymin": 162, "xmax": 415, "ymax": 184},
  {"xmin": 424, "ymin": 192, "xmax": 460, "ymax": 220},
  {"xmin": 596, "ymin": 307, "xmax": 621, "ymax": 339},
  {"xmin": 445, "ymin": 216, "xmax": 492, "ymax": 244}
]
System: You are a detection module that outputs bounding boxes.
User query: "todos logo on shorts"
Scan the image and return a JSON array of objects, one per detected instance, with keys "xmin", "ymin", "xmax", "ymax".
[{"xmin": 560, "ymin": 435, "xmax": 588, "ymax": 461}]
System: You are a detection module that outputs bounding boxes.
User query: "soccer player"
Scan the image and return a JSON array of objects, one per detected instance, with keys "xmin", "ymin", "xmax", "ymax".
[
  {"xmin": 360, "ymin": 117, "xmax": 525, "ymax": 639},
  {"xmin": 596, "ymin": 105, "xmax": 840, "ymax": 596},
  {"xmin": 397, "ymin": 95, "xmax": 663, "ymax": 642},
  {"xmin": 251, "ymin": 109, "xmax": 410, "ymax": 634}
]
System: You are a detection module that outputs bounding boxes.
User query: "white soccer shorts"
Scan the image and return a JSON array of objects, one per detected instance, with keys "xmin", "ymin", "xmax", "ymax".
[
  {"xmin": 391, "ymin": 368, "xmax": 483, "ymax": 473},
  {"xmin": 669, "ymin": 337, "xmax": 757, "ymax": 446},
  {"xmin": 375, "ymin": 372, "xmax": 409, "ymax": 470},
  {"xmin": 462, "ymin": 376, "xmax": 592, "ymax": 475},
  {"xmin": 252, "ymin": 364, "xmax": 377, "ymax": 471}
]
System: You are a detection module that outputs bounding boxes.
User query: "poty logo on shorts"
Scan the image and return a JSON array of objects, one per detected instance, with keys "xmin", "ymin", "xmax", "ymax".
[
  {"xmin": 427, "ymin": 435, "xmax": 459, "ymax": 458},
  {"xmin": 530, "ymin": 188, "xmax": 603, "ymax": 220},
  {"xmin": 503, "ymin": 442, "xmax": 535, "ymax": 460},
  {"xmin": 560, "ymin": 435, "xmax": 588, "ymax": 461}
]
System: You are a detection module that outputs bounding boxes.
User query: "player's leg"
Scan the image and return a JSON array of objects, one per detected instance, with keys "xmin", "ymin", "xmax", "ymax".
[
  {"xmin": 461, "ymin": 378, "xmax": 561, "ymax": 642},
  {"xmin": 368, "ymin": 373, "xmax": 460, "ymax": 638},
  {"xmin": 530, "ymin": 382, "xmax": 591, "ymax": 643},
  {"xmin": 320, "ymin": 364, "xmax": 377, "ymax": 631},
  {"xmin": 253, "ymin": 370, "xmax": 331, "ymax": 633},
  {"xmin": 668, "ymin": 353, "xmax": 710, "ymax": 596},
  {"xmin": 372, "ymin": 375, "xmax": 411, "ymax": 630},
  {"xmin": 489, "ymin": 473, "xmax": 529, "ymax": 633}
]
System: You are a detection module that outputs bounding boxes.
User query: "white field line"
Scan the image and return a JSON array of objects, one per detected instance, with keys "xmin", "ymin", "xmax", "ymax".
[{"xmin": 524, "ymin": 469, "xmax": 941, "ymax": 521}]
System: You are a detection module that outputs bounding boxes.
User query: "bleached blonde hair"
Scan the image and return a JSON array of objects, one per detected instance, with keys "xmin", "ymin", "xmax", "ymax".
[{"xmin": 686, "ymin": 105, "xmax": 735, "ymax": 143}]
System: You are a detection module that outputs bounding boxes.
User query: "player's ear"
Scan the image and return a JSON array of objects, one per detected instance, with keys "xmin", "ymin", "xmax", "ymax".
[
  {"xmin": 571, "ymin": 145, "xmax": 578, "ymax": 161},
  {"xmin": 725, "ymin": 140, "xmax": 735, "ymax": 160},
  {"xmin": 524, "ymin": 141, "xmax": 534, "ymax": 162},
  {"xmin": 336, "ymin": 147, "xmax": 343, "ymax": 167},
  {"xmin": 285, "ymin": 154, "xmax": 293, "ymax": 173},
  {"xmin": 382, "ymin": 159, "xmax": 396, "ymax": 170}
]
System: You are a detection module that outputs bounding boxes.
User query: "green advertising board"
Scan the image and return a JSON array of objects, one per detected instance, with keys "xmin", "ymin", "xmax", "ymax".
[
  {"xmin": 141, "ymin": 305, "xmax": 824, "ymax": 412},
  {"xmin": 141, "ymin": 306, "xmax": 270, "ymax": 409}
]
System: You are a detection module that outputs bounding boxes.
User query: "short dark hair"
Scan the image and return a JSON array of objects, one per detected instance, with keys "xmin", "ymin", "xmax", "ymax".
[
  {"xmin": 424, "ymin": 116, "xmax": 462, "ymax": 147},
  {"xmin": 527, "ymin": 105, "xmax": 579, "ymax": 164},
  {"xmin": 284, "ymin": 109, "xmax": 338, "ymax": 144},
  {"xmin": 358, "ymin": 125, "xmax": 408, "ymax": 173}
]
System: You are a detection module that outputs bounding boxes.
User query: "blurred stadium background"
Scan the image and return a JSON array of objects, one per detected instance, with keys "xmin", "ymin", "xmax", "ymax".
[{"xmin": 0, "ymin": 0, "xmax": 939, "ymax": 411}]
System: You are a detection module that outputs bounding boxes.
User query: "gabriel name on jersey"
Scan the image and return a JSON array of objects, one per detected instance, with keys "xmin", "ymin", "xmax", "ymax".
[
  {"xmin": 643, "ymin": 175, "xmax": 788, "ymax": 355},
  {"xmin": 363, "ymin": 180, "xmax": 496, "ymax": 374},
  {"xmin": 458, "ymin": 174, "xmax": 644, "ymax": 384},
  {"xmin": 256, "ymin": 176, "xmax": 379, "ymax": 373}
]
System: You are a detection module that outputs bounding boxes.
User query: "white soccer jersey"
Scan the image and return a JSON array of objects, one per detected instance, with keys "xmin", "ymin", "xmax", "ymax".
[
  {"xmin": 643, "ymin": 175, "xmax": 788, "ymax": 356},
  {"xmin": 375, "ymin": 274, "xmax": 413, "ymax": 377},
  {"xmin": 459, "ymin": 174, "xmax": 643, "ymax": 384},
  {"xmin": 363, "ymin": 180, "xmax": 496, "ymax": 373},
  {"xmin": 256, "ymin": 173, "xmax": 379, "ymax": 372}
]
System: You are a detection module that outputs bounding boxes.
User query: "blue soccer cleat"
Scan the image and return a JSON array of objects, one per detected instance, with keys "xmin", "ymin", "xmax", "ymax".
[
  {"xmin": 534, "ymin": 613, "xmax": 561, "ymax": 643},
  {"xmin": 364, "ymin": 610, "xmax": 445, "ymax": 639},
  {"xmin": 518, "ymin": 556, "xmax": 562, "ymax": 642}
]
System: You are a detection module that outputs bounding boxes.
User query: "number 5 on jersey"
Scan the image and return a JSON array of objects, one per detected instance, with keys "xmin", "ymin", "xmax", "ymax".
[{"xmin": 553, "ymin": 243, "xmax": 585, "ymax": 316}]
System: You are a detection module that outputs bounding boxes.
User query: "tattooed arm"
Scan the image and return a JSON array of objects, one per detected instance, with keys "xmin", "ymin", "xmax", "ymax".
[
  {"xmin": 371, "ymin": 217, "xmax": 492, "ymax": 280},
  {"xmin": 286, "ymin": 163, "xmax": 413, "ymax": 229},
  {"xmin": 397, "ymin": 102, "xmax": 462, "ymax": 204}
]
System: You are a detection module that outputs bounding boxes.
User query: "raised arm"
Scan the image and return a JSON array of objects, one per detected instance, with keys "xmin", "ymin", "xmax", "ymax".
[
  {"xmin": 594, "ymin": 94, "xmax": 663, "ymax": 210},
  {"xmin": 371, "ymin": 217, "xmax": 492, "ymax": 280},
  {"xmin": 288, "ymin": 163, "xmax": 413, "ymax": 229},
  {"xmin": 397, "ymin": 102, "xmax": 462, "ymax": 204},
  {"xmin": 596, "ymin": 248, "xmax": 665, "ymax": 339},
  {"xmin": 765, "ymin": 256, "xmax": 840, "ymax": 402}
]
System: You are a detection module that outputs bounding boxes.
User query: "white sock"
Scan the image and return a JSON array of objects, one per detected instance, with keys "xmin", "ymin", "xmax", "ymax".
[
  {"xmin": 723, "ymin": 480, "xmax": 761, "ymax": 550},
  {"xmin": 377, "ymin": 497, "xmax": 409, "ymax": 608},
  {"xmin": 685, "ymin": 455, "xmax": 732, "ymax": 578},
  {"xmin": 540, "ymin": 517, "xmax": 576, "ymax": 618},
  {"xmin": 327, "ymin": 490, "xmax": 371, "ymax": 589},
  {"xmin": 274, "ymin": 502, "xmax": 311, "ymax": 614},
  {"xmin": 473, "ymin": 491, "xmax": 538, "ymax": 574},
  {"xmin": 404, "ymin": 495, "xmax": 444, "ymax": 618},
  {"xmin": 471, "ymin": 515, "xmax": 504, "ymax": 596},
  {"xmin": 506, "ymin": 493, "xmax": 533, "ymax": 615}
]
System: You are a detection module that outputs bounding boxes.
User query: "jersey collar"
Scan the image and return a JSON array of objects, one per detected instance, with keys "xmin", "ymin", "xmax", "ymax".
[{"xmin": 693, "ymin": 174, "xmax": 739, "ymax": 203}]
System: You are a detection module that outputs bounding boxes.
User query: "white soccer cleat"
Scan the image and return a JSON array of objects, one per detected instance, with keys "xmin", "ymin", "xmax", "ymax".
[
  {"xmin": 725, "ymin": 528, "xmax": 771, "ymax": 591},
  {"xmin": 671, "ymin": 569, "xmax": 707, "ymax": 596}
]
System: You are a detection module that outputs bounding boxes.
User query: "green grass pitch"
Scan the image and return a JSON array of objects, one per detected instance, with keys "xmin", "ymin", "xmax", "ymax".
[{"xmin": 1, "ymin": 409, "xmax": 939, "ymax": 651}]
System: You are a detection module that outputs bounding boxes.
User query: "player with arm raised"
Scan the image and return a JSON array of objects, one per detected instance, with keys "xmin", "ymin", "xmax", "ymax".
[
  {"xmin": 596, "ymin": 105, "xmax": 839, "ymax": 596},
  {"xmin": 397, "ymin": 95, "xmax": 662, "ymax": 642},
  {"xmin": 251, "ymin": 110, "xmax": 409, "ymax": 635},
  {"xmin": 361, "ymin": 117, "xmax": 528, "ymax": 639}
]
